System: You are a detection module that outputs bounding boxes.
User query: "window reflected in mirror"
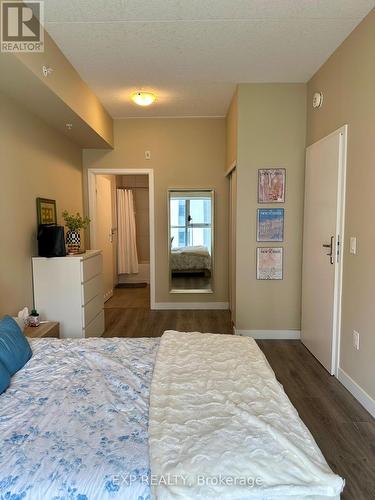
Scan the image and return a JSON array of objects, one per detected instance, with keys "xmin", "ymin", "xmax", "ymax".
[{"xmin": 169, "ymin": 190, "xmax": 214, "ymax": 293}]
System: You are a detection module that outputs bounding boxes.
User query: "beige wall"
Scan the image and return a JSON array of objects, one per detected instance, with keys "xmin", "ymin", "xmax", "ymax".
[
  {"xmin": 226, "ymin": 89, "xmax": 238, "ymax": 170},
  {"xmin": 15, "ymin": 26, "xmax": 113, "ymax": 147},
  {"xmin": 307, "ymin": 9, "xmax": 375, "ymax": 399},
  {"xmin": 0, "ymin": 91, "xmax": 83, "ymax": 316},
  {"xmin": 83, "ymin": 118, "xmax": 228, "ymax": 304},
  {"xmin": 235, "ymin": 84, "xmax": 307, "ymax": 331},
  {"xmin": 117, "ymin": 175, "xmax": 150, "ymax": 264}
]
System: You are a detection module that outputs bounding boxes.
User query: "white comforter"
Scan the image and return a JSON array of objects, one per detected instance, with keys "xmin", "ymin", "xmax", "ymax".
[
  {"xmin": 175, "ymin": 246, "xmax": 210, "ymax": 257},
  {"xmin": 149, "ymin": 331, "xmax": 344, "ymax": 499}
]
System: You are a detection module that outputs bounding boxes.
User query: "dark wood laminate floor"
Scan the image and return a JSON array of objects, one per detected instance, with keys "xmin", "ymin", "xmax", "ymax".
[
  {"xmin": 104, "ymin": 286, "xmax": 233, "ymax": 336},
  {"xmin": 171, "ymin": 273, "xmax": 212, "ymax": 290},
  {"xmin": 104, "ymin": 289, "xmax": 375, "ymax": 499},
  {"xmin": 104, "ymin": 308, "xmax": 233, "ymax": 337},
  {"xmin": 104, "ymin": 286, "xmax": 151, "ymax": 309},
  {"xmin": 257, "ymin": 340, "xmax": 375, "ymax": 500}
]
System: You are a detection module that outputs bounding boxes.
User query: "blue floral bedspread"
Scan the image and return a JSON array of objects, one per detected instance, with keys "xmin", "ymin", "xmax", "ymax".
[{"xmin": 0, "ymin": 337, "xmax": 160, "ymax": 500}]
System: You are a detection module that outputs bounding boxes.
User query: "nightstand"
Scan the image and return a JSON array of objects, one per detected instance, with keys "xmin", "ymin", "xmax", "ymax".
[{"xmin": 24, "ymin": 321, "xmax": 60, "ymax": 339}]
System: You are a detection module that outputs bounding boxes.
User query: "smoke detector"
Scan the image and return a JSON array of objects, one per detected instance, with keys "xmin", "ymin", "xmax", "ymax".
[
  {"xmin": 312, "ymin": 92, "xmax": 323, "ymax": 109},
  {"xmin": 42, "ymin": 66, "xmax": 54, "ymax": 77}
]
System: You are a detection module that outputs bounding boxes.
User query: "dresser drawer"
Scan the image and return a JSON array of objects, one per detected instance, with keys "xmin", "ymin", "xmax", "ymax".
[
  {"xmin": 82, "ymin": 294, "xmax": 103, "ymax": 328},
  {"xmin": 82, "ymin": 254, "xmax": 102, "ymax": 283},
  {"xmin": 82, "ymin": 274, "xmax": 103, "ymax": 306},
  {"xmin": 84, "ymin": 311, "xmax": 105, "ymax": 338}
]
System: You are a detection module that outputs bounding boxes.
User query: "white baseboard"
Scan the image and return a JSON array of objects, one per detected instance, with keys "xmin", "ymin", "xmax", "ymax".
[
  {"xmin": 337, "ymin": 367, "xmax": 375, "ymax": 418},
  {"xmin": 153, "ymin": 302, "xmax": 229, "ymax": 310},
  {"xmin": 103, "ymin": 289, "xmax": 113, "ymax": 302},
  {"xmin": 235, "ymin": 329, "xmax": 301, "ymax": 340},
  {"xmin": 118, "ymin": 263, "xmax": 150, "ymax": 284}
]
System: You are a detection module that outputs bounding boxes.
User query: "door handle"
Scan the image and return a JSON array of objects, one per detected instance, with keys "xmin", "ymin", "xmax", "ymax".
[{"xmin": 322, "ymin": 236, "xmax": 334, "ymax": 264}]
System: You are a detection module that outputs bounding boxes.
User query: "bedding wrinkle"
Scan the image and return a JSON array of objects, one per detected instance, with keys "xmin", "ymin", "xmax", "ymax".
[{"xmin": 149, "ymin": 331, "xmax": 344, "ymax": 499}]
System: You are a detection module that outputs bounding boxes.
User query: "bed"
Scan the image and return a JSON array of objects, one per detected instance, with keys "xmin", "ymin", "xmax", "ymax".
[
  {"xmin": 0, "ymin": 332, "xmax": 344, "ymax": 500},
  {"xmin": 0, "ymin": 337, "xmax": 158, "ymax": 499},
  {"xmin": 170, "ymin": 245, "xmax": 211, "ymax": 274}
]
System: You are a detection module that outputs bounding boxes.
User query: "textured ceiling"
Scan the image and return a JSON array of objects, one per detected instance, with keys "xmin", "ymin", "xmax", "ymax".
[{"xmin": 39, "ymin": 0, "xmax": 374, "ymax": 117}]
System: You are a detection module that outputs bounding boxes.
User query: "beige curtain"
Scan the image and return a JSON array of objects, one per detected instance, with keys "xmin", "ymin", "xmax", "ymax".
[{"xmin": 117, "ymin": 189, "xmax": 139, "ymax": 274}]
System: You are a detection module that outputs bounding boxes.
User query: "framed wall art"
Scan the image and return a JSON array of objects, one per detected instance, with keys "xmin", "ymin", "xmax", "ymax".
[
  {"xmin": 258, "ymin": 168, "xmax": 286, "ymax": 203},
  {"xmin": 256, "ymin": 247, "xmax": 283, "ymax": 280},
  {"xmin": 257, "ymin": 208, "xmax": 284, "ymax": 242},
  {"xmin": 36, "ymin": 198, "xmax": 57, "ymax": 225}
]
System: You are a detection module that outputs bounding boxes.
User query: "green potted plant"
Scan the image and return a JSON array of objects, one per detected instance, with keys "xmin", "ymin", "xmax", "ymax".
[{"xmin": 62, "ymin": 210, "xmax": 90, "ymax": 254}]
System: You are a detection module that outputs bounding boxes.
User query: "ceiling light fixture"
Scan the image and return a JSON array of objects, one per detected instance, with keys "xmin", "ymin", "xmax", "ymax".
[{"xmin": 131, "ymin": 92, "xmax": 156, "ymax": 106}]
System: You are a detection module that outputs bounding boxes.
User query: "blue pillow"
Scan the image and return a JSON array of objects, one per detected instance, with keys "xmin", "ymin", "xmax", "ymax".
[
  {"xmin": 0, "ymin": 359, "xmax": 10, "ymax": 395},
  {"xmin": 0, "ymin": 316, "xmax": 32, "ymax": 376}
]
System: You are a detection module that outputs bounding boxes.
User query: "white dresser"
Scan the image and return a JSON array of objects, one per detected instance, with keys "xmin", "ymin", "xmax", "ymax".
[{"xmin": 32, "ymin": 250, "xmax": 105, "ymax": 338}]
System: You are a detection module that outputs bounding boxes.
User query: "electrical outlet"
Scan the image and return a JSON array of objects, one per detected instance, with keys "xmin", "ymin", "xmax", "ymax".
[
  {"xmin": 353, "ymin": 330, "xmax": 360, "ymax": 350},
  {"xmin": 350, "ymin": 237, "xmax": 357, "ymax": 255},
  {"xmin": 145, "ymin": 150, "xmax": 151, "ymax": 160}
]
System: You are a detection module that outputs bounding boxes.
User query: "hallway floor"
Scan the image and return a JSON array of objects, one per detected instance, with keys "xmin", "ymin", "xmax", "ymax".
[
  {"xmin": 104, "ymin": 285, "xmax": 150, "ymax": 309},
  {"xmin": 103, "ymin": 286, "xmax": 233, "ymax": 337}
]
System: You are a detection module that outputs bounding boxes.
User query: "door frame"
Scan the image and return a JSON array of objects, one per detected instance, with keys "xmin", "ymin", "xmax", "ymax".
[
  {"xmin": 88, "ymin": 168, "xmax": 156, "ymax": 310},
  {"xmin": 226, "ymin": 164, "xmax": 237, "ymax": 326},
  {"xmin": 304, "ymin": 125, "xmax": 348, "ymax": 377}
]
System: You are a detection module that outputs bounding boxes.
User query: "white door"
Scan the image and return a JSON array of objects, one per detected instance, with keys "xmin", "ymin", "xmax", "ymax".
[
  {"xmin": 96, "ymin": 175, "xmax": 114, "ymax": 302},
  {"xmin": 301, "ymin": 126, "xmax": 347, "ymax": 375}
]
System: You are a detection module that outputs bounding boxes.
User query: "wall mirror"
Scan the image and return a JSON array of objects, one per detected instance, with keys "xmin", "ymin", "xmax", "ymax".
[{"xmin": 168, "ymin": 189, "xmax": 214, "ymax": 293}]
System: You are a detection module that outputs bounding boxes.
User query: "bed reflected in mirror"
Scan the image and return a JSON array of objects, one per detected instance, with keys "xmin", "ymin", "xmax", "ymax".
[{"xmin": 168, "ymin": 189, "xmax": 214, "ymax": 293}]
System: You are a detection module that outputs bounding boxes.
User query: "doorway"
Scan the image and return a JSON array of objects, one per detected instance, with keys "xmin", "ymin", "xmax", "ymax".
[
  {"xmin": 88, "ymin": 168, "xmax": 155, "ymax": 310},
  {"xmin": 301, "ymin": 125, "xmax": 347, "ymax": 376}
]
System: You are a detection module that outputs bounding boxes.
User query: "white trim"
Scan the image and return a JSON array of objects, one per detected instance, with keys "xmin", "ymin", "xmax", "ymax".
[
  {"xmin": 88, "ymin": 168, "xmax": 156, "ymax": 309},
  {"xmin": 154, "ymin": 302, "xmax": 229, "ymax": 310},
  {"xmin": 235, "ymin": 329, "xmax": 301, "ymax": 340},
  {"xmin": 114, "ymin": 115, "xmax": 225, "ymax": 120},
  {"xmin": 338, "ymin": 368, "xmax": 375, "ymax": 418},
  {"xmin": 225, "ymin": 160, "xmax": 237, "ymax": 176},
  {"xmin": 103, "ymin": 288, "xmax": 114, "ymax": 302},
  {"xmin": 333, "ymin": 125, "xmax": 348, "ymax": 377}
]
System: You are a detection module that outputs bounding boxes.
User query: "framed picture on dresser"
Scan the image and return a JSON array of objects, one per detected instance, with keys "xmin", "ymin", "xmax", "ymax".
[{"xmin": 36, "ymin": 198, "xmax": 57, "ymax": 225}]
